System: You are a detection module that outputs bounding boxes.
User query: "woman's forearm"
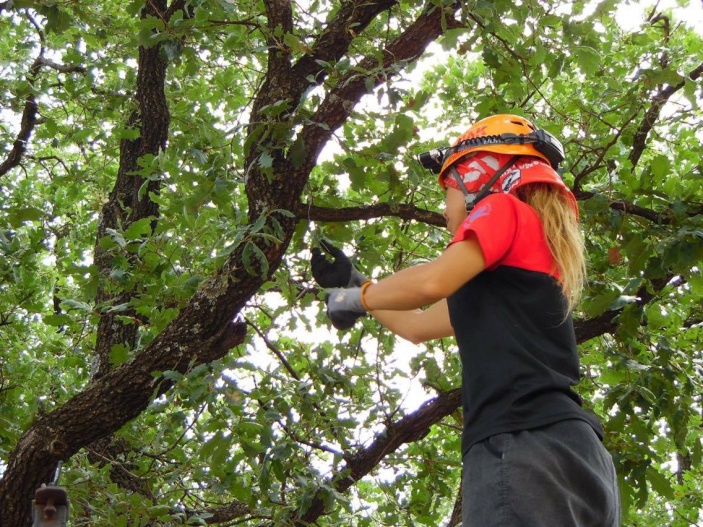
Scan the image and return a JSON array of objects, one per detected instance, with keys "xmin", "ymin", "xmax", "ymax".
[
  {"xmin": 368, "ymin": 299, "xmax": 454, "ymax": 344},
  {"xmin": 362, "ymin": 237, "xmax": 486, "ymax": 312}
]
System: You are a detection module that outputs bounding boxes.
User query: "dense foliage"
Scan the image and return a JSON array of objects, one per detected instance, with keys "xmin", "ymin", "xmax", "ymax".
[{"xmin": 0, "ymin": 0, "xmax": 701, "ymax": 525}]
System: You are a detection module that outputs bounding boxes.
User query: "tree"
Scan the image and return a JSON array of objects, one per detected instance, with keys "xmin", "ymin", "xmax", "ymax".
[{"xmin": 0, "ymin": 0, "xmax": 701, "ymax": 525}]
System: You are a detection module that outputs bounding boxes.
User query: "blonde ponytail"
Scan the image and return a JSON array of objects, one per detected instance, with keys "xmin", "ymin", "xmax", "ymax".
[{"xmin": 515, "ymin": 183, "xmax": 586, "ymax": 312}]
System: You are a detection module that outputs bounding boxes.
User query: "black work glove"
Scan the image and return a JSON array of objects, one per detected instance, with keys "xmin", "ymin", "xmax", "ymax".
[
  {"xmin": 325, "ymin": 287, "xmax": 367, "ymax": 330},
  {"xmin": 311, "ymin": 239, "xmax": 367, "ymax": 288}
]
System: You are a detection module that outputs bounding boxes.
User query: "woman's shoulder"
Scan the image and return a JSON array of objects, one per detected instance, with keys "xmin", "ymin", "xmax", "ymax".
[{"xmin": 480, "ymin": 192, "xmax": 537, "ymax": 219}]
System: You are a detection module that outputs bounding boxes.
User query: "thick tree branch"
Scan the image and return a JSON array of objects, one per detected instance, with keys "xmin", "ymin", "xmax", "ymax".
[
  {"xmin": 0, "ymin": 91, "xmax": 38, "ymax": 178},
  {"xmin": 35, "ymin": 57, "xmax": 86, "ymax": 74},
  {"xmin": 297, "ymin": 202, "xmax": 445, "ymax": 227},
  {"xmin": 0, "ymin": 1, "xmax": 183, "ymax": 524},
  {"xmin": 300, "ymin": 191, "xmax": 702, "ymax": 230},
  {"xmin": 297, "ymin": 3, "xmax": 464, "ymax": 176},
  {"xmin": 0, "ymin": 314, "xmax": 247, "ymax": 524},
  {"xmin": 576, "ymin": 191, "xmax": 668, "ymax": 223},
  {"xmin": 253, "ymin": 0, "xmax": 399, "ymax": 123},
  {"xmin": 574, "ymin": 275, "xmax": 683, "ymax": 342},
  {"xmin": 245, "ymin": 0, "xmax": 403, "ymax": 210},
  {"xmin": 0, "ymin": 17, "xmax": 85, "ymax": 179},
  {"xmin": 261, "ymin": 0, "xmax": 294, "ymax": 86},
  {"xmin": 0, "ymin": 11, "xmax": 85, "ymax": 179},
  {"xmin": 291, "ymin": 0, "xmax": 397, "ymax": 83},
  {"xmin": 574, "ymin": 311, "xmax": 619, "ymax": 343},
  {"xmin": 575, "ymin": 190, "xmax": 703, "ymax": 223},
  {"xmin": 295, "ymin": 388, "xmax": 462, "ymax": 525},
  {"xmin": 91, "ymin": 0, "xmax": 172, "ymax": 381},
  {"xmin": 193, "ymin": 501, "xmax": 254, "ymax": 524},
  {"xmin": 629, "ymin": 61, "xmax": 703, "ymax": 169},
  {"xmin": 446, "ymin": 490, "xmax": 463, "ymax": 527}
]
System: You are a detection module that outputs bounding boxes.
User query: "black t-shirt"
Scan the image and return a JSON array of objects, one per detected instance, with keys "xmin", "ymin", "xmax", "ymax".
[{"xmin": 447, "ymin": 193, "xmax": 603, "ymax": 455}]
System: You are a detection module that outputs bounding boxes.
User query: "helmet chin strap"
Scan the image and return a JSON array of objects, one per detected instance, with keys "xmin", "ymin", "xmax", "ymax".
[{"xmin": 450, "ymin": 156, "xmax": 520, "ymax": 212}]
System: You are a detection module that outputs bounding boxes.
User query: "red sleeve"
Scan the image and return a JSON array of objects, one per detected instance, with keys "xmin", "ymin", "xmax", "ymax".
[
  {"xmin": 449, "ymin": 193, "xmax": 517, "ymax": 268},
  {"xmin": 448, "ymin": 193, "xmax": 558, "ymax": 277}
]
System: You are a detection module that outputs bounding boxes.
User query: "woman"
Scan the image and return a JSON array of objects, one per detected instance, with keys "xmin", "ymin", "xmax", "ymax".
[{"xmin": 316, "ymin": 114, "xmax": 620, "ymax": 526}]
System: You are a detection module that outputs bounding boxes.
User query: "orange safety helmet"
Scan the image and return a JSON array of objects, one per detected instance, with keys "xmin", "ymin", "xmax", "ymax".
[
  {"xmin": 437, "ymin": 114, "xmax": 577, "ymax": 215},
  {"xmin": 438, "ymin": 114, "xmax": 555, "ymax": 186}
]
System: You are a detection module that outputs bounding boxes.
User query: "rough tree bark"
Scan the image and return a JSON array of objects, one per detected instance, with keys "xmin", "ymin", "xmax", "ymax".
[{"xmin": 91, "ymin": 0, "xmax": 171, "ymax": 382}]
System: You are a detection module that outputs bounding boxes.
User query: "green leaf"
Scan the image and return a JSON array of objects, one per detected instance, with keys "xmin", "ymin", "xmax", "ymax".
[
  {"xmin": 645, "ymin": 467, "xmax": 675, "ymax": 499},
  {"xmin": 283, "ymin": 33, "xmax": 312, "ymax": 54},
  {"xmin": 104, "ymin": 228, "xmax": 127, "ymax": 248},
  {"xmin": 574, "ymin": 46, "xmax": 600, "ymax": 75},
  {"xmin": 162, "ymin": 370, "xmax": 184, "ymax": 382},
  {"xmin": 124, "ymin": 218, "xmax": 153, "ymax": 240},
  {"xmin": 650, "ymin": 155, "xmax": 671, "ymax": 182},
  {"xmin": 110, "ymin": 343, "xmax": 131, "ymax": 366},
  {"xmin": 40, "ymin": 4, "xmax": 73, "ymax": 34},
  {"xmin": 105, "ymin": 302, "xmax": 131, "ymax": 313},
  {"xmin": 242, "ymin": 241, "xmax": 269, "ymax": 277},
  {"xmin": 42, "ymin": 313, "xmax": 72, "ymax": 327},
  {"xmin": 384, "ymin": 114, "xmax": 414, "ymax": 152},
  {"xmin": 258, "ymin": 150, "xmax": 274, "ymax": 169},
  {"xmin": 288, "ymin": 137, "xmax": 307, "ymax": 169},
  {"xmin": 126, "ymin": 0, "xmax": 142, "ymax": 15},
  {"xmin": 598, "ymin": 368, "xmax": 628, "ymax": 385},
  {"xmin": 440, "ymin": 28, "xmax": 469, "ymax": 51},
  {"xmin": 482, "ymin": 47, "xmax": 502, "ymax": 68},
  {"xmin": 162, "ymin": 39, "xmax": 182, "ymax": 63},
  {"xmin": 540, "ymin": 14, "xmax": 562, "ymax": 27},
  {"xmin": 61, "ymin": 299, "xmax": 93, "ymax": 312},
  {"xmin": 582, "ymin": 288, "xmax": 620, "ymax": 317},
  {"xmin": 692, "ymin": 438, "xmax": 702, "ymax": 468},
  {"xmin": 7, "ymin": 207, "xmax": 44, "ymax": 226}
]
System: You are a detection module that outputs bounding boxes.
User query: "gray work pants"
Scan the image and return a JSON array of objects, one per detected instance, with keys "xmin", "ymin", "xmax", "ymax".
[{"xmin": 462, "ymin": 419, "xmax": 620, "ymax": 526}]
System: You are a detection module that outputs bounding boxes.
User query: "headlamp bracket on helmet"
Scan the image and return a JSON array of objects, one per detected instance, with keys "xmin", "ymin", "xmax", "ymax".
[
  {"xmin": 451, "ymin": 129, "xmax": 564, "ymax": 169},
  {"xmin": 416, "ymin": 128, "xmax": 565, "ymax": 173}
]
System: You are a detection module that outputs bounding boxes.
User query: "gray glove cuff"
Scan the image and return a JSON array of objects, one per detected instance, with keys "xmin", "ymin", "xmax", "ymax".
[
  {"xmin": 348, "ymin": 267, "xmax": 368, "ymax": 288},
  {"xmin": 328, "ymin": 286, "xmax": 366, "ymax": 315}
]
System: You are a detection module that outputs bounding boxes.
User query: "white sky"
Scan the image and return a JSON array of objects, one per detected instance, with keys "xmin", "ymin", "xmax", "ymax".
[{"xmin": 617, "ymin": 0, "xmax": 703, "ymax": 33}]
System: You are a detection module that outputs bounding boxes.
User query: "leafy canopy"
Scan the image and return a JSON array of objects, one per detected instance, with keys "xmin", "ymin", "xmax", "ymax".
[{"xmin": 0, "ymin": 0, "xmax": 702, "ymax": 525}]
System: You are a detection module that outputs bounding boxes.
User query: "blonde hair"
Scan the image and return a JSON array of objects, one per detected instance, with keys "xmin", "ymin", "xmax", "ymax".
[{"xmin": 515, "ymin": 183, "xmax": 586, "ymax": 312}]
